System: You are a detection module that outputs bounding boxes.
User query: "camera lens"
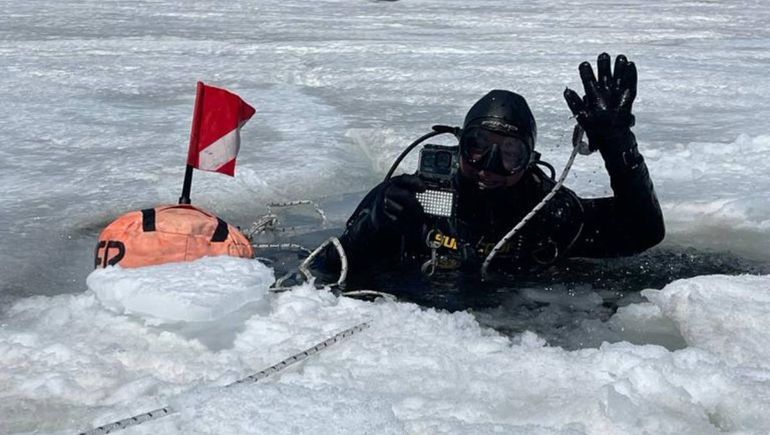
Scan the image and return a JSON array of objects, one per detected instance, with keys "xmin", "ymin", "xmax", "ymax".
[{"xmin": 435, "ymin": 151, "xmax": 451, "ymax": 169}]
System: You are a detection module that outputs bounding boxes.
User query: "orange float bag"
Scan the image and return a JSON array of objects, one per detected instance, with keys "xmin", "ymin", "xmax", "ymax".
[{"xmin": 95, "ymin": 204, "xmax": 254, "ymax": 269}]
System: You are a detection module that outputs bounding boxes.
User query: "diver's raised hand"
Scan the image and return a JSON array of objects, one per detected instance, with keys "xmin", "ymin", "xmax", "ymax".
[
  {"xmin": 370, "ymin": 174, "xmax": 426, "ymax": 232},
  {"xmin": 564, "ymin": 53, "xmax": 637, "ymax": 152}
]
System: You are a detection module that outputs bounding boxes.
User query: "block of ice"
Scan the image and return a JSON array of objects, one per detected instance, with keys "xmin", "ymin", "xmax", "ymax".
[
  {"xmin": 86, "ymin": 256, "xmax": 275, "ymax": 323},
  {"xmin": 643, "ymin": 274, "xmax": 770, "ymax": 367}
]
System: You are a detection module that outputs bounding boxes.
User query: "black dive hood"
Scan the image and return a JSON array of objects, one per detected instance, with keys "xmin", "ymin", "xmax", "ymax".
[{"xmin": 462, "ymin": 90, "xmax": 537, "ymax": 151}]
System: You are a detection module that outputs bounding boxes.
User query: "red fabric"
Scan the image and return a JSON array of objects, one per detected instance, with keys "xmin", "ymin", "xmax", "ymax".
[
  {"xmin": 216, "ymin": 159, "xmax": 237, "ymax": 177},
  {"xmin": 186, "ymin": 82, "xmax": 255, "ymax": 175}
]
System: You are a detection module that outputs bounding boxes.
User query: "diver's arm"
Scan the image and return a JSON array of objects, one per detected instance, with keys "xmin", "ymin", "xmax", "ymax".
[
  {"xmin": 568, "ymin": 129, "xmax": 664, "ymax": 257},
  {"xmin": 337, "ymin": 186, "xmax": 402, "ymax": 271},
  {"xmin": 311, "ymin": 186, "xmax": 392, "ymax": 277},
  {"xmin": 312, "ymin": 176, "xmax": 424, "ymax": 278},
  {"xmin": 563, "ymin": 53, "xmax": 664, "ymax": 257}
]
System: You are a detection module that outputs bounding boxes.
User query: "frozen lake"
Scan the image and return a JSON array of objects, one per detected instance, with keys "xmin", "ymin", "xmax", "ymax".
[{"xmin": 1, "ymin": 0, "xmax": 769, "ymax": 433}]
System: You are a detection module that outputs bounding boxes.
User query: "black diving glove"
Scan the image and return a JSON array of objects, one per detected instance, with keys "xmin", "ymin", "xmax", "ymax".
[
  {"xmin": 370, "ymin": 174, "xmax": 427, "ymax": 234},
  {"xmin": 564, "ymin": 53, "xmax": 638, "ymax": 162}
]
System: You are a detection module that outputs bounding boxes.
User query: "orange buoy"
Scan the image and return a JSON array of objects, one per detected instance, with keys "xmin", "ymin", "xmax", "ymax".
[{"xmin": 95, "ymin": 204, "xmax": 253, "ymax": 269}]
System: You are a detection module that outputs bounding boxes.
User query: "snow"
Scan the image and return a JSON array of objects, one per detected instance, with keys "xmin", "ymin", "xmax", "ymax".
[
  {"xmin": 1, "ymin": 0, "xmax": 770, "ymax": 433},
  {"xmin": 2, "ymin": 266, "xmax": 770, "ymax": 433}
]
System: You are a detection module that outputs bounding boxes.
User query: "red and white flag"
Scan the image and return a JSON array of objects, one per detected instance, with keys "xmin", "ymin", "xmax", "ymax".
[{"xmin": 186, "ymin": 82, "xmax": 255, "ymax": 176}]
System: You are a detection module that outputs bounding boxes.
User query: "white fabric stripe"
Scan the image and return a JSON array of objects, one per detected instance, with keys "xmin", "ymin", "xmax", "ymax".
[{"xmin": 198, "ymin": 128, "xmax": 240, "ymax": 171}]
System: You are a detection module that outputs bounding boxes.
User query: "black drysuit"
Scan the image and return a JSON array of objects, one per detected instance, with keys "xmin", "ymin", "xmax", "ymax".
[{"xmin": 318, "ymin": 129, "xmax": 664, "ymax": 285}]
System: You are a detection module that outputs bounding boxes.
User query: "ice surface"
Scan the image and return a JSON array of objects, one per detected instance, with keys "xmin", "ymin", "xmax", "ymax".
[
  {"xmin": 87, "ymin": 256, "xmax": 274, "ymax": 323},
  {"xmin": 644, "ymin": 274, "xmax": 770, "ymax": 368},
  {"xmin": 2, "ymin": 276, "xmax": 770, "ymax": 433},
  {"xmin": 2, "ymin": 0, "xmax": 770, "ymax": 432}
]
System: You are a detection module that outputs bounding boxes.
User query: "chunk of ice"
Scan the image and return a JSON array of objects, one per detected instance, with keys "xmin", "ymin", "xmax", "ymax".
[{"xmin": 87, "ymin": 256, "xmax": 274, "ymax": 323}]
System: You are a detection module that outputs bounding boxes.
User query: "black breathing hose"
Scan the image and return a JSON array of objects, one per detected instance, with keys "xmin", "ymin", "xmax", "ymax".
[{"xmin": 383, "ymin": 125, "xmax": 461, "ymax": 181}]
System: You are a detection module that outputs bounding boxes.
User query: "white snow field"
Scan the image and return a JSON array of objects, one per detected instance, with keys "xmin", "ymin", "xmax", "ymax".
[
  {"xmin": 3, "ymin": 261, "xmax": 770, "ymax": 434},
  {"xmin": 1, "ymin": 0, "xmax": 769, "ymax": 433}
]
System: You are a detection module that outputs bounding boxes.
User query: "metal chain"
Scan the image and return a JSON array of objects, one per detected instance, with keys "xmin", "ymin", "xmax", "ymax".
[
  {"xmin": 79, "ymin": 407, "xmax": 173, "ymax": 435},
  {"xmin": 247, "ymin": 200, "xmax": 347, "ymax": 288},
  {"xmin": 230, "ymin": 321, "xmax": 368, "ymax": 385},
  {"xmin": 78, "ymin": 322, "xmax": 370, "ymax": 435},
  {"xmin": 252, "ymin": 243, "xmax": 312, "ymax": 255},
  {"xmin": 246, "ymin": 214, "xmax": 279, "ymax": 238},
  {"xmin": 246, "ymin": 200, "xmax": 329, "ymax": 239},
  {"xmin": 267, "ymin": 200, "xmax": 328, "ymax": 223}
]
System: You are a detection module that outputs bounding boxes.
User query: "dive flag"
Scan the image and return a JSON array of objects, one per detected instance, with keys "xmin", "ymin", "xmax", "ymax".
[{"xmin": 186, "ymin": 82, "xmax": 255, "ymax": 176}]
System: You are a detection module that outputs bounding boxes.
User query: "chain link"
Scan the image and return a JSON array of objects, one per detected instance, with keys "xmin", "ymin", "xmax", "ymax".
[
  {"xmin": 230, "ymin": 322, "xmax": 368, "ymax": 386},
  {"xmin": 252, "ymin": 243, "xmax": 312, "ymax": 255}
]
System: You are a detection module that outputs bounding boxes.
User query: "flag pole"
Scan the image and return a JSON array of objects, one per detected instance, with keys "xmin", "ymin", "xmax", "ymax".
[
  {"xmin": 179, "ymin": 164, "xmax": 194, "ymax": 204},
  {"xmin": 180, "ymin": 82, "xmax": 205, "ymax": 205}
]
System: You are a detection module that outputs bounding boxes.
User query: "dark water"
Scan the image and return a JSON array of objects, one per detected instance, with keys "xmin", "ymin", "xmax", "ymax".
[
  {"xmin": 253, "ymin": 218, "xmax": 769, "ymax": 349},
  {"xmin": 5, "ymin": 199, "xmax": 765, "ymax": 351}
]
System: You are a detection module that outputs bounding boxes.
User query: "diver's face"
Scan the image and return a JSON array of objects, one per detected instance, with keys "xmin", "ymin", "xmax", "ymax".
[
  {"xmin": 459, "ymin": 156, "xmax": 526, "ymax": 190},
  {"xmin": 458, "ymin": 128, "xmax": 531, "ymax": 190}
]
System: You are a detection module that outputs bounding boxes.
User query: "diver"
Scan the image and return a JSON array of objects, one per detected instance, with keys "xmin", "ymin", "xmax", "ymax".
[{"xmin": 316, "ymin": 53, "xmax": 664, "ymax": 287}]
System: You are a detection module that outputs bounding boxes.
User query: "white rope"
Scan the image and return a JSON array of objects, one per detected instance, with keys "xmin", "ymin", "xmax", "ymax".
[
  {"xmin": 78, "ymin": 322, "xmax": 369, "ymax": 435},
  {"xmin": 299, "ymin": 237, "xmax": 349, "ymax": 288},
  {"xmin": 480, "ymin": 136, "xmax": 582, "ymax": 280}
]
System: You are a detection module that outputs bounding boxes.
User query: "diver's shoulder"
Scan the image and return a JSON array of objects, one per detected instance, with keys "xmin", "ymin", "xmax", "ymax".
[{"xmin": 525, "ymin": 166, "xmax": 584, "ymax": 217}]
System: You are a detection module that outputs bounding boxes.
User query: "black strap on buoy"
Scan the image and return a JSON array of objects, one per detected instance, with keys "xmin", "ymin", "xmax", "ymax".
[
  {"xmin": 142, "ymin": 207, "xmax": 228, "ymax": 242},
  {"xmin": 211, "ymin": 217, "xmax": 229, "ymax": 242},
  {"xmin": 141, "ymin": 208, "xmax": 156, "ymax": 232}
]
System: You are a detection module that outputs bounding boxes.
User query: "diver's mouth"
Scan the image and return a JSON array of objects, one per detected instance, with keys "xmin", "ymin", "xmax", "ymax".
[
  {"xmin": 476, "ymin": 172, "xmax": 506, "ymax": 190},
  {"xmin": 477, "ymin": 180, "xmax": 502, "ymax": 190}
]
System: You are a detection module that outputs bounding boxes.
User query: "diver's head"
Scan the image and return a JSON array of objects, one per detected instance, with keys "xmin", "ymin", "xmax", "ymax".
[{"xmin": 459, "ymin": 90, "xmax": 537, "ymax": 190}]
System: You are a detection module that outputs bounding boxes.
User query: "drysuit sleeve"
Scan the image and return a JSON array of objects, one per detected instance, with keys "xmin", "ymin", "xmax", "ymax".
[
  {"xmin": 568, "ymin": 129, "xmax": 665, "ymax": 257},
  {"xmin": 310, "ymin": 182, "xmax": 405, "ymax": 282}
]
